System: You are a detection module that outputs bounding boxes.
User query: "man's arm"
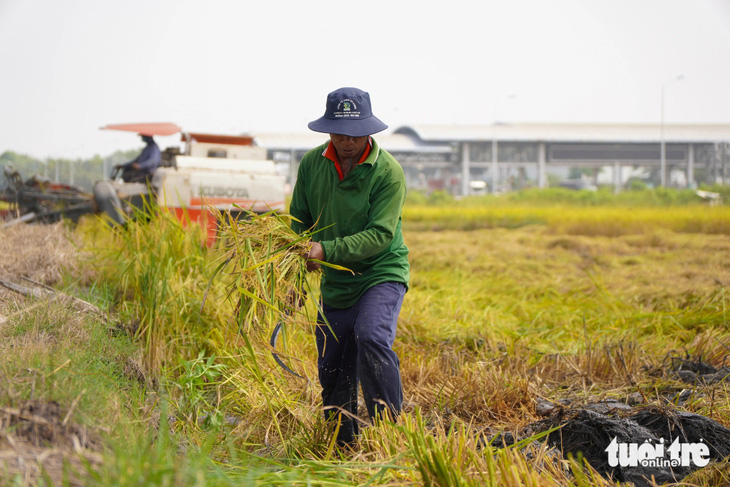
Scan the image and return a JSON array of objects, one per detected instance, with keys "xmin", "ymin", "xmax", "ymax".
[{"xmin": 116, "ymin": 152, "xmax": 140, "ymax": 170}]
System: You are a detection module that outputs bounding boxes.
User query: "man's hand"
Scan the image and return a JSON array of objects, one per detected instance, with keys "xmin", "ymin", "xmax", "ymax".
[
  {"xmin": 306, "ymin": 242, "xmax": 324, "ymax": 272},
  {"xmin": 285, "ymin": 288, "xmax": 307, "ymax": 310}
]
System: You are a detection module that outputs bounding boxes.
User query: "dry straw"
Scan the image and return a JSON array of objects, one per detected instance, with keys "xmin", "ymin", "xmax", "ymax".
[{"xmin": 0, "ymin": 221, "xmax": 79, "ymax": 285}]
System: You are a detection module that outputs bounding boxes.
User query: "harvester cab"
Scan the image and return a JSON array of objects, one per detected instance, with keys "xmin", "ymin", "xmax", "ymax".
[{"xmin": 94, "ymin": 123, "xmax": 286, "ymax": 244}]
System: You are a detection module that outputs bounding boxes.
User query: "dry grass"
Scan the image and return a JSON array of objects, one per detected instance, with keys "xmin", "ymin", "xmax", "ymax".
[
  {"xmin": 390, "ymin": 224, "xmax": 730, "ymax": 450},
  {"xmin": 400, "ymin": 227, "xmax": 730, "ymax": 344},
  {"xmin": 0, "ymin": 222, "xmax": 80, "ymax": 286},
  {"xmin": 195, "ymin": 215, "xmax": 730, "ymax": 483}
]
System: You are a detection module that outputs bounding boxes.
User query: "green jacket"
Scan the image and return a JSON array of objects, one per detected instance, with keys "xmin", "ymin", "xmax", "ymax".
[{"xmin": 290, "ymin": 138, "xmax": 410, "ymax": 308}]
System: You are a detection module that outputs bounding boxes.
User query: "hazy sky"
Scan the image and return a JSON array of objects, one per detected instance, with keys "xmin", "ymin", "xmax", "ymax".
[{"xmin": 1, "ymin": 0, "xmax": 729, "ymax": 159}]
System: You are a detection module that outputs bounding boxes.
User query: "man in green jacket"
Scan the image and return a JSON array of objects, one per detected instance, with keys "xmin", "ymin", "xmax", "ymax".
[{"xmin": 289, "ymin": 87, "xmax": 409, "ymax": 446}]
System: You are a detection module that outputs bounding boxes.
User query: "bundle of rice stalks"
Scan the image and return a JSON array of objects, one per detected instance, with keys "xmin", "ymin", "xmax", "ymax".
[
  {"xmin": 208, "ymin": 208, "xmax": 313, "ymax": 333},
  {"xmin": 208, "ymin": 207, "xmax": 348, "ymax": 334}
]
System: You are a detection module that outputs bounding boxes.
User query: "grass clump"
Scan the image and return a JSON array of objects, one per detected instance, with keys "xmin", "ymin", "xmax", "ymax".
[
  {"xmin": 80, "ymin": 208, "xmax": 221, "ymax": 373},
  {"xmin": 0, "ymin": 294, "xmax": 146, "ymax": 485}
]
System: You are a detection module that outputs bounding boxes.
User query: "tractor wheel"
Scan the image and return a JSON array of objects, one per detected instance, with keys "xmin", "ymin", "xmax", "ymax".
[{"xmin": 93, "ymin": 180, "xmax": 125, "ymax": 226}]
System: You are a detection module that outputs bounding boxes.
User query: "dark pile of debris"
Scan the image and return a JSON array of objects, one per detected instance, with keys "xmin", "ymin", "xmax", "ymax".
[{"xmin": 496, "ymin": 397, "xmax": 730, "ymax": 487}]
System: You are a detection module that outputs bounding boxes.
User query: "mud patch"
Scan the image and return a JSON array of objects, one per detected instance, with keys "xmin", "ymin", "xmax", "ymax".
[
  {"xmin": 669, "ymin": 354, "xmax": 730, "ymax": 385},
  {"xmin": 0, "ymin": 400, "xmax": 102, "ymax": 485},
  {"xmin": 496, "ymin": 401, "xmax": 730, "ymax": 487}
]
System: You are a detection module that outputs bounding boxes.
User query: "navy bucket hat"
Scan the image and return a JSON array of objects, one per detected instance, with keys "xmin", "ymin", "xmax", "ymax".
[{"xmin": 308, "ymin": 87, "xmax": 388, "ymax": 137}]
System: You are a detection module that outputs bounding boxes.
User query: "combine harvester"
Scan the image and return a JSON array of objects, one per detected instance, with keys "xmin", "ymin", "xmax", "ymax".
[{"xmin": 2, "ymin": 122, "xmax": 286, "ymax": 245}]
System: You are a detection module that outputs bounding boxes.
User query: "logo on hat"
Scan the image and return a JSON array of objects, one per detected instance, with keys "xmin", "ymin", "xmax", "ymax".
[{"xmin": 335, "ymin": 99, "xmax": 360, "ymax": 118}]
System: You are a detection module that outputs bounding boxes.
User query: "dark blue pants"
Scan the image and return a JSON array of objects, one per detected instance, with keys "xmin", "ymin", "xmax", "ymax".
[{"xmin": 316, "ymin": 282, "xmax": 406, "ymax": 444}]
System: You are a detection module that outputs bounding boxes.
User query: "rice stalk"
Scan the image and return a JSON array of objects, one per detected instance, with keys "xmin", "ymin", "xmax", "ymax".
[
  {"xmin": 207, "ymin": 207, "xmax": 312, "ymax": 333},
  {"xmin": 206, "ymin": 206, "xmax": 353, "ymax": 349},
  {"xmin": 361, "ymin": 411, "xmax": 614, "ymax": 486}
]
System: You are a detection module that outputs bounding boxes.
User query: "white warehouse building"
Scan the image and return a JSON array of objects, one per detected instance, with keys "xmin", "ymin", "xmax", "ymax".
[{"xmin": 255, "ymin": 123, "xmax": 730, "ymax": 195}]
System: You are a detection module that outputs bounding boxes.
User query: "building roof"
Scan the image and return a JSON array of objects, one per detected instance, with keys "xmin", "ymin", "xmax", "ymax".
[{"xmin": 395, "ymin": 123, "xmax": 730, "ymax": 144}]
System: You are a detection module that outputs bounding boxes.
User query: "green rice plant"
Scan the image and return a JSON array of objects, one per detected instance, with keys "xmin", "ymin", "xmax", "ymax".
[{"xmin": 80, "ymin": 204, "xmax": 232, "ymax": 373}]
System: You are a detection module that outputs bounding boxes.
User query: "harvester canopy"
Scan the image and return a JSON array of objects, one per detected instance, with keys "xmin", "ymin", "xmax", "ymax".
[{"xmin": 100, "ymin": 122, "xmax": 182, "ymax": 136}]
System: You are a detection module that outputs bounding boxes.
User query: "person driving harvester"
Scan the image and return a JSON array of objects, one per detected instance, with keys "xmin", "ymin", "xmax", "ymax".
[{"xmin": 114, "ymin": 134, "xmax": 161, "ymax": 183}]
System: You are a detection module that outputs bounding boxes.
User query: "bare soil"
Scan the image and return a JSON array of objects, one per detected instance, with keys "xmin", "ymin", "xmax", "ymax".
[{"xmin": 0, "ymin": 400, "xmax": 102, "ymax": 485}]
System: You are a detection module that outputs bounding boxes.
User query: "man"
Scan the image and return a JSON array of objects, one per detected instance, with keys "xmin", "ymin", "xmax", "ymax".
[
  {"xmin": 115, "ymin": 134, "xmax": 161, "ymax": 182},
  {"xmin": 289, "ymin": 87, "xmax": 410, "ymax": 446}
]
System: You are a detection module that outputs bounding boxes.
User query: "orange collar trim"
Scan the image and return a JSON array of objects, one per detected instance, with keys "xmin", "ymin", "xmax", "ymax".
[{"xmin": 322, "ymin": 137, "xmax": 373, "ymax": 181}]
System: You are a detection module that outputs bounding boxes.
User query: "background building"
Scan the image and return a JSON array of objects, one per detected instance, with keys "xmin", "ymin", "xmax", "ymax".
[{"xmin": 256, "ymin": 123, "xmax": 730, "ymax": 195}]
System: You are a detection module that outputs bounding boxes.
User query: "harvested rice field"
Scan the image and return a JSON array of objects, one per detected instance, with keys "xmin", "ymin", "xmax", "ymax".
[{"xmin": 2, "ymin": 200, "xmax": 730, "ymax": 486}]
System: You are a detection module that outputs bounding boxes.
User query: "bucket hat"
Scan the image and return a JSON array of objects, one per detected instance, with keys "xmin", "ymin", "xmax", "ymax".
[{"xmin": 308, "ymin": 87, "xmax": 388, "ymax": 137}]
